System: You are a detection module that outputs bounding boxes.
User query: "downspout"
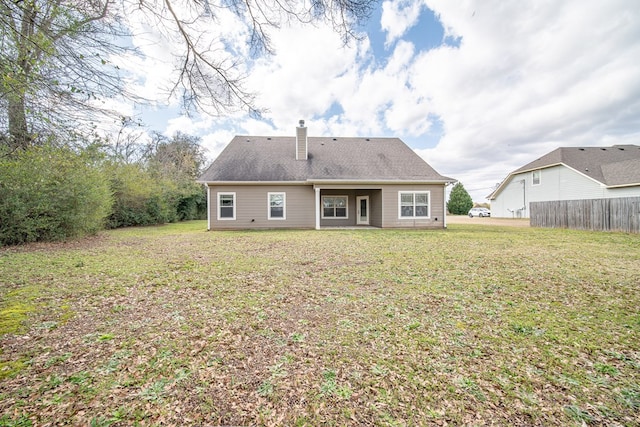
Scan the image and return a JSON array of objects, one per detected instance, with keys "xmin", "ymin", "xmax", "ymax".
[{"xmin": 521, "ymin": 179, "xmax": 527, "ymax": 217}]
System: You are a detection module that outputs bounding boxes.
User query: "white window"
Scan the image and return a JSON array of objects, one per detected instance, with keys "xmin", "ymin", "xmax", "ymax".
[
  {"xmin": 268, "ymin": 192, "xmax": 286, "ymax": 220},
  {"xmin": 532, "ymin": 170, "xmax": 541, "ymax": 186},
  {"xmin": 399, "ymin": 191, "xmax": 430, "ymax": 219},
  {"xmin": 217, "ymin": 192, "xmax": 236, "ymax": 220},
  {"xmin": 322, "ymin": 196, "xmax": 348, "ymax": 219}
]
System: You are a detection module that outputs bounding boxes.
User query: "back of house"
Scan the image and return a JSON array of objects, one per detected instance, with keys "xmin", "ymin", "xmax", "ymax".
[{"xmin": 198, "ymin": 121, "xmax": 455, "ymax": 229}]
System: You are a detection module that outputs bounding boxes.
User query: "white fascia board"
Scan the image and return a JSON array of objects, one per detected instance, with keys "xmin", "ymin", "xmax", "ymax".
[
  {"xmin": 308, "ymin": 179, "xmax": 453, "ymax": 185},
  {"xmin": 605, "ymin": 182, "xmax": 640, "ymax": 189},
  {"xmin": 196, "ymin": 181, "xmax": 308, "ymax": 186}
]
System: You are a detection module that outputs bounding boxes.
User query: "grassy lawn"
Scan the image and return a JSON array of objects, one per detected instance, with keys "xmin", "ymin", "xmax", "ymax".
[{"xmin": 1, "ymin": 221, "xmax": 639, "ymax": 426}]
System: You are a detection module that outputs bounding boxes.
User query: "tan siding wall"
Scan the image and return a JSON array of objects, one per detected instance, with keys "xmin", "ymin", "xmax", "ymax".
[
  {"xmin": 370, "ymin": 190, "xmax": 383, "ymax": 227},
  {"xmin": 319, "ymin": 189, "xmax": 356, "ymax": 227},
  {"xmin": 381, "ymin": 184, "xmax": 446, "ymax": 229},
  {"xmin": 208, "ymin": 185, "xmax": 315, "ymax": 229},
  {"xmin": 207, "ymin": 183, "xmax": 447, "ymax": 229}
]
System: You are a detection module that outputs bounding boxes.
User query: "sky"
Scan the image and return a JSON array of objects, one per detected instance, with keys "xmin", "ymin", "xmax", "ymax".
[{"xmin": 110, "ymin": 0, "xmax": 640, "ymax": 202}]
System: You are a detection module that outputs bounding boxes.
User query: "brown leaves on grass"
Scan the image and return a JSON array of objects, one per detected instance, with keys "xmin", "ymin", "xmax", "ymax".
[{"xmin": 1, "ymin": 224, "xmax": 639, "ymax": 425}]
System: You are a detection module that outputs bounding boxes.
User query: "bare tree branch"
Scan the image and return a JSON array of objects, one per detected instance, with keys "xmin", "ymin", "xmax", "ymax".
[{"xmin": 1, "ymin": 0, "xmax": 378, "ymax": 149}]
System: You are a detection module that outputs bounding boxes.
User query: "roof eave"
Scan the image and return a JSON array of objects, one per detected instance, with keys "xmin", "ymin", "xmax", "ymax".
[
  {"xmin": 605, "ymin": 182, "xmax": 640, "ymax": 189},
  {"xmin": 308, "ymin": 178, "xmax": 455, "ymax": 185},
  {"xmin": 196, "ymin": 179, "xmax": 455, "ymax": 186},
  {"xmin": 196, "ymin": 180, "xmax": 309, "ymax": 185}
]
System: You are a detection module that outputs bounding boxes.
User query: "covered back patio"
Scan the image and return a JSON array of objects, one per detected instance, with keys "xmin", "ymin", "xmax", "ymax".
[{"xmin": 313, "ymin": 185, "xmax": 383, "ymax": 229}]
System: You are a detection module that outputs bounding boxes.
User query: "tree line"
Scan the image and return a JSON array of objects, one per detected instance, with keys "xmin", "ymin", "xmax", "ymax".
[{"xmin": 0, "ymin": 132, "xmax": 207, "ymax": 246}]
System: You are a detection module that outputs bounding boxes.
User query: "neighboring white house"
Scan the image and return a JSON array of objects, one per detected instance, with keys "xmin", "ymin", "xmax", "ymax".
[{"xmin": 488, "ymin": 145, "xmax": 640, "ymax": 218}]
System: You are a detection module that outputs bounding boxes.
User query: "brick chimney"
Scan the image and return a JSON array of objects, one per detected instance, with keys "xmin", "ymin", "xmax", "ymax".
[{"xmin": 296, "ymin": 119, "xmax": 307, "ymax": 160}]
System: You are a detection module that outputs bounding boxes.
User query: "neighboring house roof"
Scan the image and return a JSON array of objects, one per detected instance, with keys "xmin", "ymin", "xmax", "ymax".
[
  {"xmin": 198, "ymin": 136, "xmax": 454, "ymax": 183},
  {"xmin": 488, "ymin": 144, "xmax": 640, "ymax": 199}
]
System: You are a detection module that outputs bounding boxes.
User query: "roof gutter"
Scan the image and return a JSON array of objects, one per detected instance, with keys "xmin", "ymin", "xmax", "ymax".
[
  {"xmin": 605, "ymin": 182, "xmax": 640, "ymax": 189},
  {"xmin": 307, "ymin": 179, "xmax": 456, "ymax": 185},
  {"xmin": 197, "ymin": 179, "xmax": 456, "ymax": 186},
  {"xmin": 196, "ymin": 180, "xmax": 309, "ymax": 185}
]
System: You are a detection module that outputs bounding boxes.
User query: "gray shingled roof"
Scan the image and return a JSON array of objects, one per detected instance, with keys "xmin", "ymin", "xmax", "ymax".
[
  {"xmin": 512, "ymin": 144, "xmax": 640, "ymax": 186},
  {"xmin": 198, "ymin": 136, "xmax": 454, "ymax": 183}
]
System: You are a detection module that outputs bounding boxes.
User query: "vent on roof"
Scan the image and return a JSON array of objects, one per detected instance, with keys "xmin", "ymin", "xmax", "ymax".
[
  {"xmin": 366, "ymin": 138, "xmax": 370, "ymax": 141},
  {"xmin": 578, "ymin": 148, "xmax": 585, "ymax": 151},
  {"xmin": 332, "ymin": 138, "xmax": 337, "ymax": 141},
  {"xmin": 617, "ymin": 147, "xmax": 624, "ymax": 150},
  {"xmin": 600, "ymin": 148, "xmax": 607, "ymax": 151},
  {"xmin": 267, "ymin": 137, "xmax": 272, "ymax": 140}
]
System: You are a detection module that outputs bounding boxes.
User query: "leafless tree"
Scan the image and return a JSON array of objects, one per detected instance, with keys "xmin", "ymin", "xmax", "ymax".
[{"xmin": 0, "ymin": 0, "xmax": 377, "ymax": 150}]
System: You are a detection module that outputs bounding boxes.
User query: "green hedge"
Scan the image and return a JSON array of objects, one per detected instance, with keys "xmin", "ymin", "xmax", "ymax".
[
  {"xmin": 0, "ymin": 145, "xmax": 112, "ymax": 245},
  {"xmin": 104, "ymin": 162, "xmax": 206, "ymax": 229}
]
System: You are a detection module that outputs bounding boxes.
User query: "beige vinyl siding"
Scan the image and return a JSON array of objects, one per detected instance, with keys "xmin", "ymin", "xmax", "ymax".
[
  {"xmin": 296, "ymin": 126, "xmax": 307, "ymax": 160},
  {"xmin": 319, "ymin": 189, "xmax": 355, "ymax": 227},
  {"xmin": 381, "ymin": 184, "xmax": 446, "ymax": 229},
  {"xmin": 318, "ymin": 189, "xmax": 383, "ymax": 227},
  {"xmin": 209, "ymin": 185, "xmax": 315, "ymax": 229},
  {"xmin": 369, "ymin": 190, "xmax": 383, "ymax": 227},
  {"xmin": 207, "ymin": 183, "xmax": 448, "ymax": 229}
]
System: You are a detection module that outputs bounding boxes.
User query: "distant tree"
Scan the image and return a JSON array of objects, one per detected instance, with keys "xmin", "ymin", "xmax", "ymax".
[
  {"xmin": 145, "ymin": 132, "xmax": 205, "ymax": 182},
  {"xmin": 447, "ymin": 183, "xmax": 473, "ymax": 215},
  {"xmin": 103, "ymin": 132, "xmax": 207, "ymax": 228},
  {"xmin": 145, "ymin": 132, "xmax": 207, "ymax": 221}
]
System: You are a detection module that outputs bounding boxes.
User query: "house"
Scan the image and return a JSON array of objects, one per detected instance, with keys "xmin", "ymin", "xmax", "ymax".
[
  {"xmin": 488, "ymin": 145, "xmax": 640, "ymax": 218},
  {"xmin": 197, "ymin": 121, "xmax": 455, "ymax": 230}
]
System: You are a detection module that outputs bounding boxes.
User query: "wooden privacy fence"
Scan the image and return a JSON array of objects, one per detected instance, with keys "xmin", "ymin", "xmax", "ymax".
[{"xmin": 530, "ymin": 197, "xmax": 640, "ymax": 233}]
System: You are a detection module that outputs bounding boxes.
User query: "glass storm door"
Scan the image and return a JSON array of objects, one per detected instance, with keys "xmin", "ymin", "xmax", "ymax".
[{"xmin": 356, "ymin": 196, "xmax": 369, "ymax": 225}]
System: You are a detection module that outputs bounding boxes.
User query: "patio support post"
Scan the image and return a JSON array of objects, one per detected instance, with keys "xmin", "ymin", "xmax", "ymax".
[
  {"xmin": 315, "ymin": 187, "xmax": 321, "ymax": 230},
  {"xmin": 443, "ymin": 184, "xmax": 447, "ymax": 229},
  {"xmin": 207, "ymin": 185, "xmax": 211, "ymax": 231}
]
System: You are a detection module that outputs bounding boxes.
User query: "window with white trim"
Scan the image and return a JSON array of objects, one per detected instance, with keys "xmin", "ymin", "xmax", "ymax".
[
  {"xmin": 268, "ymin": 192, "xmax": 286, "ymax": 220},
  {"xmin": 322, "ymin": 196, "xmax": 348, "ymax": 218},
  {"xmin": 399, "ymin": 191, "xmax": 430, "ymax": 218},
  {"xmin": 532, "ymin": 170, "xmax": 541, "ymax": 186},
  {"xmin": 218, "ymin": 192, "xmax": 236, "ymax": 220}
]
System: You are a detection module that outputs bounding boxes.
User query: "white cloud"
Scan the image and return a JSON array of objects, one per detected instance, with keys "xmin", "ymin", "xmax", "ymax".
[
  {"xmin": 412, "ymin": 0, "xmax": 640, "ymax": 201},
  {"xmin": 380, "ymin": 0, "xmax": 425, "ymax": 46},
  {"xmin": 110, "ymin": 0, "xmax": 640, "ymax": 205},
  {"xmin": 164, "ymin": 115, "xmax": 214, "ymax": 137},
  {"xmin": 201, "ymin": 129, "xmax": 235, "ymax": 162},
  {"xmin": 245, "ymin": 23, "xmax": 363, "ymax": 131}
]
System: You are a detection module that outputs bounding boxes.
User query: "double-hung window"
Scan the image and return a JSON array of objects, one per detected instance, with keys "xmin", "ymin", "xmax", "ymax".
[
  {"xmin": 322, "ymin": 196, "xmax": 348, "ymax": 218},
  {"xmin": 532, "ymin": 170, "xmax": 541, "ymax": 186},
  {"xmin": 268, "ymin": 192, "xmax": 286, "ymax": 220},
  {"xmin": 218, "ymin": 192, "xmax": 236, "ymax": 220},
  {"xmin": 399, "ymin": 191, "xmax": 430, "ymax": 219}
]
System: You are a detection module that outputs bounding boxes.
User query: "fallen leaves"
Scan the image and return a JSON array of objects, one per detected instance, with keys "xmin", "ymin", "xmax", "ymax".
[{"xmin": 0, "ymin": 223, "xmax": 639, "ymax": 425}]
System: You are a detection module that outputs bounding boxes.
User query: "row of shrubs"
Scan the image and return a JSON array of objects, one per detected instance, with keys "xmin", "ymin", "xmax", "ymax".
[{"xmin": 0, "ymin": 144, "xmax": 206, "ymax": 246}]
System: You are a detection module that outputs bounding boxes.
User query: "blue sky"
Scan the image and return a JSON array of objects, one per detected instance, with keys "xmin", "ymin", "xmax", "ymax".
[{"xmin": 109, "ymin": 0, "xmax": 640, "ymax": 202}]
